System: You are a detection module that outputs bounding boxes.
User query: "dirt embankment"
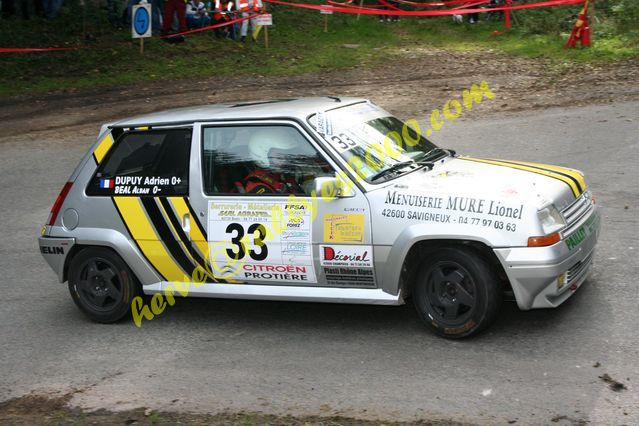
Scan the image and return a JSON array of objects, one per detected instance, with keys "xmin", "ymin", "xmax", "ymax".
[{"xmin": 1, "ymin": 49, "xmax": 637, "ymax": 140}]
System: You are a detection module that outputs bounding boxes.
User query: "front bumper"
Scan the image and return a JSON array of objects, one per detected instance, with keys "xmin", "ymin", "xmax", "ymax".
[{"xmin": 494, "ymin": 207, "xmax": 601, "ymax": 310}]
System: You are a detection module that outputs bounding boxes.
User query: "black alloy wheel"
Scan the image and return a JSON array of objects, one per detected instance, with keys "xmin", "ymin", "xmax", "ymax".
[
  {"xmin": 68, "ymin": 248, "xmax": 140, "ymax": 323},
  {"xmin": 413, "ymin": 247, "xmax": 502, "ymax": 338},
  {"xmin": 425, "ymin": 260, "xmax": 477, "ymax": 325}
]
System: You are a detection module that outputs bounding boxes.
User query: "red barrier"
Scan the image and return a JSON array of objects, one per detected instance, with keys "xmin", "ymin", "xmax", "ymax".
[
  {"xmin": 159, "ymin": 13, "xmax": 258, "ymax": 38},
  {"xmin": 2, "ymin": 0, "xmax": 587, "ymax": 53},
  {"xmin": 327, "ymin": 1, "xmax": 386, "ymax": 9},
  {"xmin": 264, "ymin": 0, "xmax": 586, "ymax": 15},
  {"xmin": 331, "ymin": 0, "xmax": 489, "ymax": 7},
  {"xmin": 0, "ymin": 47, "xmax": 77, "ymax": 53},
  {"xmin": 377, "ymin": 0, "xmax": 403, "ymax": 11},
  {"xmin": 452, "ymin": 0, "xmax": 490, "ymax": 10}
]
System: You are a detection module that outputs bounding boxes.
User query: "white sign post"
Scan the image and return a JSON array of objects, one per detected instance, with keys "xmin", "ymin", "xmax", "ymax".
[
  {"xmin": 132, "ymin": 1, "xmax": 152, "ymax": 54},
  {"xmin": 255, "ymin": 13, "xmax": 273, "ymax": 26},
  {"xmin": 320, "ymin": 8, "xmax": 332, "ymax": 33},
  {"xmin": 255, "ymin": 13, "xmax": 273, "ymax": 48}
]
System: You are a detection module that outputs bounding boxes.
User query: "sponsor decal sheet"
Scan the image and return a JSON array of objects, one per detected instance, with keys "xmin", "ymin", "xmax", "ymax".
[
  {"xmin": 207, "ymin": 199, "xmax": 316, "ymax": 283},
  {"xmin": 320, "ymin": 244, "xmax": 375, "ymax": 287}
]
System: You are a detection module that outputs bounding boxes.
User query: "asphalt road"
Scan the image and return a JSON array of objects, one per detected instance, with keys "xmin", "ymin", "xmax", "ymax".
[{"xmin": 1, "ymin": 101, "xmax": 637, "ymax": 425}]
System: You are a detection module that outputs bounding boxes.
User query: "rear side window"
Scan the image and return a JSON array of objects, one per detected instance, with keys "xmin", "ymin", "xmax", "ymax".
[{"xmin": 87, "ymin": 129, "xmax": 192, "ymax": 196}]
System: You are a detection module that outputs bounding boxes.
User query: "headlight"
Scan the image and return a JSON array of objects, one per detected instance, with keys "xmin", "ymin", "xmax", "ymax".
[{"xmin": 537, "ymin": 204, "xmax": 566, "ymax": 235}]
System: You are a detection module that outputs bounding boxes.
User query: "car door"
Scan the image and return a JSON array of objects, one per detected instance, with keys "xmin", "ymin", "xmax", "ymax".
[
  {"xmin": 187, "ymin": 120, "xmax": 377, "ymax": 289},
  {"xmin": 88, "ymin": 127, "xmax": 204, "ymax": 285}
]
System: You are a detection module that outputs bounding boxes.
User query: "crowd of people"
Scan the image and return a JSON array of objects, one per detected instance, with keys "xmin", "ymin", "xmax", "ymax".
[
  {"xmin": 2, "ymin": 0, "xmax": 508, "ymax": 40},
  {"xmin": 0, "ymin": 0, "xmax": 263, "ymax": 43},
  {"xmin": 119, "ymin": 0, "xmax": 264, "ymax": 43}
]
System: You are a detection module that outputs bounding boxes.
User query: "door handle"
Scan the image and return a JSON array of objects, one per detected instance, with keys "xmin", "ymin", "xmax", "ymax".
[{"xmin": 182, "ymin": 213, "xmax": 191, "ymax": 240}]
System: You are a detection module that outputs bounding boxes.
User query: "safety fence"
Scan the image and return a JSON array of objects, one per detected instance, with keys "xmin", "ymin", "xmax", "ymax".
[{"xmin": 0, "ymin": 0, "xmax": 589, "ymax": 53}]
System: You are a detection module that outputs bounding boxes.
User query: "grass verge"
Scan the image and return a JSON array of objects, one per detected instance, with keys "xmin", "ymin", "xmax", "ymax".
[{"xmin": 1, "ymin": 3, "xmax": 637, "ymax": 97}]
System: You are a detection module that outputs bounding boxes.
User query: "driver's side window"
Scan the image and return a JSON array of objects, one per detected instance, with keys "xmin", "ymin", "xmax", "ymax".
[{"xmin": 202, "ymin": 125, "xmax": 334, "ymax": 196}]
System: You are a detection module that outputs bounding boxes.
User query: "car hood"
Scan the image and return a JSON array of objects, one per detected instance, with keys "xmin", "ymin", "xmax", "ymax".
[{"xmin": 377, "ymin": 156, "xmax": 585, "ymax": 210}]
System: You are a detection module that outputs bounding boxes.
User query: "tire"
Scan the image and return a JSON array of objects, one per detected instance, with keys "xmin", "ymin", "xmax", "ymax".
[
  {"xmin": 68, "ymin": 247, "xmax": 141, "ymax": 323},
  {"xmin": 412, "ymin": 247, "xmax": 502, "ymax": 339}
]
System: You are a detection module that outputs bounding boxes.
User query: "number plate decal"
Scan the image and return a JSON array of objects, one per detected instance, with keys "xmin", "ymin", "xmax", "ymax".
[{"xmin": 207, "ymin": 199, "xmax": 317, "ymax": 283}]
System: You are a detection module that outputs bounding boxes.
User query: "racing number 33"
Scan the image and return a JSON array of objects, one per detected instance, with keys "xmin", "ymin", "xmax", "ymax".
[
  {"xmin": 330, "ymin": 133, "xmax": 357, "ymax": 151},
  {"xmin": 225, "ymin": 223, "xmax": 268, "ymax": 261}
]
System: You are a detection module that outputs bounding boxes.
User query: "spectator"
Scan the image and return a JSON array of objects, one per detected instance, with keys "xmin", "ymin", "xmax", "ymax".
[
  {"xmin": 161, "ymin": 0, "xmax": 188, "ymax": 38},
  {"xmin": 389, "ymin": 0, "xmax": 400, "ymax": 23},
  {"xmin": 378, "ymin": 0, "xmax": 400, "ymax": 24},
  {"xmin": 212, "ymin": 0, "xmax": 236, "ymax": 39},
  {"xmin": 378, "ymin": 8, "xmax": 388, "ymax": 23},
  {"xmin": 488, "ymin": 0, "xmax": 505, "ymax": 21},
  {"xmin": 237, "ymin": 0, "xmax": 257, "ymax": 43},
  {"xmin": 186, "ymin": 0, "xmax": 211, "ymax": 28}
]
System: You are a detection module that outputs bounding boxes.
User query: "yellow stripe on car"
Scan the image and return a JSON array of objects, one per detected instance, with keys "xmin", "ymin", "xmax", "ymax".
[
  {"xmin": 168, "ymin": 197, "xmax": 210, "ymax": 261},
  {"xmin": 460, "ymin": 157, "xmax": 581, "ymax": 198},
  {"xmin": 113, "ymin": 196, "xmax": 187, "ymax": 282},
  {"xmin": 500, "ymin": 160, "xmax": 586, "ymax": 193},
  {"xmin": 155, "ymin": 197, "xmax": 201, "ymax": 270},
  {"xmin": 168, "ymin": 197, "xmax": 241, "ymax": 284},
  {"xmin": 93, "ymin": 133, "xmax": 114, "ymax": 164}
]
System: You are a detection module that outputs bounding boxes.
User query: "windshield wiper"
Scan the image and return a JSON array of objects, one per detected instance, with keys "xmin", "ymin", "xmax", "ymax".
[
  {"xmin": 416, "ymin": 147, "xmax": 449, "ymax": 162},
  {"xmin": 370, "ymin": 161, "xmax": 416, "ymax": 182},
  {"xmin": 416, "ymin": 161, "xmax": 435, "ymax": 171}
]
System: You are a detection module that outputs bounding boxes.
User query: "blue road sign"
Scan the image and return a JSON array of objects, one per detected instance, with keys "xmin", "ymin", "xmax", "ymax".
[{"xmin": 133, "ymin": 7, "xmax": 150, "ymax": 36}]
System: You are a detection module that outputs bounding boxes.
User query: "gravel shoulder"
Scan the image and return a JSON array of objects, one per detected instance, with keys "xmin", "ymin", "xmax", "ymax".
[{"xmin": 0, "ymin": 49, "xmax": 637, "ymax": 140}]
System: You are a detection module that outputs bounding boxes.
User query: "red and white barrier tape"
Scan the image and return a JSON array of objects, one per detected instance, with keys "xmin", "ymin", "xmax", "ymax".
[
  {"xmin": 0, "ymin": 47, "xmax": 78, "ymax": 53},
  {"xmin": 2, "ymin": 0, "xmax": 587, "ymax": 53},
  {"xmin": 159, "ymin": 13, "xmax": 258, "ymax": 38},
  {"xmin": 264, "ymin": 0, "xmax": 586, "ymax": 15}
]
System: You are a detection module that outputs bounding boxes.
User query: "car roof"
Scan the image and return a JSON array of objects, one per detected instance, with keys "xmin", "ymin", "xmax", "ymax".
[{"xmin": 111, "ymin": 97, "xmax": 368, "ymax": 128}]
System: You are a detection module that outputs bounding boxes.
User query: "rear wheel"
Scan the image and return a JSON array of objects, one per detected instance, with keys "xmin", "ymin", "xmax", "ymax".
[
  {"xmin": 68, "ymin": 248, "xmax": 140, "ymax": 323},
  {"xmin": 412, "ymin": 247, "xmax": 502, "ymax": 338}
]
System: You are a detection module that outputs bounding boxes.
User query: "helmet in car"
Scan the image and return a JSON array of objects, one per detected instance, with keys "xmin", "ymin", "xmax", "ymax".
[{"xmin": 248, "ymin": 127, "xmax": 298, "ymax": 168}]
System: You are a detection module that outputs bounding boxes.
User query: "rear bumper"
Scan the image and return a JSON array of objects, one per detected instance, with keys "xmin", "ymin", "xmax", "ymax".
[
  {"xmin": 494, "ymin": 207, "xmax": 601, "ymax": 310},
  {"xmin": 38, "ymin": 236, "xmax": 75, "ymax": 282}
]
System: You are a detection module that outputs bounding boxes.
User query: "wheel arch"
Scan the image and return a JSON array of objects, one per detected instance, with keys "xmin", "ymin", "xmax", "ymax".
[
  {"xmin": 398, "ymin": 239, "xmax": 510, "ymax": 299},
  {"xmin": 53, "ymin": 226, "xmax": 162, "ymax": 286},
  {"xmin": 379, "ymin": 226, "xmax": 510, "ymax": 297},
  {"xmin": 63, "ymin": 244, "xmax": 133, "ymax": 283},
  {"xmin": 62, "ymin": 242, "xmax": 156, "ymax": 290}
]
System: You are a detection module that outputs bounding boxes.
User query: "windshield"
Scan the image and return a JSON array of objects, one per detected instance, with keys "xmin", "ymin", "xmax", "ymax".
[{"xmin": 309, "ymin": 102, "xmax": 444, "ymax": 183}]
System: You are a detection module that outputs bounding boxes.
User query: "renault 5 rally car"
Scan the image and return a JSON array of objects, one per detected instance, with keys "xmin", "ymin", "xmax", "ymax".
[{"xmin": 39, "ymin": 98, "xmax": 600, "ymax": 338}]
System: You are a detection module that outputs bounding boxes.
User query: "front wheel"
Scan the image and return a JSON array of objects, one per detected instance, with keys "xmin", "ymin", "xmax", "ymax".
[
  {"xmin": 68, "ymin": 247, "xmax": 141, "ymax": 323},
  {"xmin": 412, "ymin": 247, "xmax": 502, "ymax": 338}
]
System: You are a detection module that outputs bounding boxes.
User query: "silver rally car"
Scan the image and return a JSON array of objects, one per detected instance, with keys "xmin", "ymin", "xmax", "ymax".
[{"xmin": 39, "ymin": 97, "xmax": 600, "ymax": 338}]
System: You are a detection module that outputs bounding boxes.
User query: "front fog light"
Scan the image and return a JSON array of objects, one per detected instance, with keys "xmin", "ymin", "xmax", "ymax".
[
  {"xmin": 538, "ymin": 204, "xmax": 566, "ymax": 235},
  {"xmin": 557, "ymin": 273, "xmax": 566, "ymax": 290}
]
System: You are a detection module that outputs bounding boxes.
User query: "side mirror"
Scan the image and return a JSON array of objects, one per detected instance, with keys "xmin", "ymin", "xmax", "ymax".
[{"xmin": 313, "ymin": 175, "xmax": 355, "ymax": 198}]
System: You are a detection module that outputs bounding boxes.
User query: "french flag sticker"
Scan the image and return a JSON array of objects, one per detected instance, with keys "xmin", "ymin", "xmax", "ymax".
[{"xmin": 100, "ymin": 179, "xmax": 114, "ymax": 189}]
